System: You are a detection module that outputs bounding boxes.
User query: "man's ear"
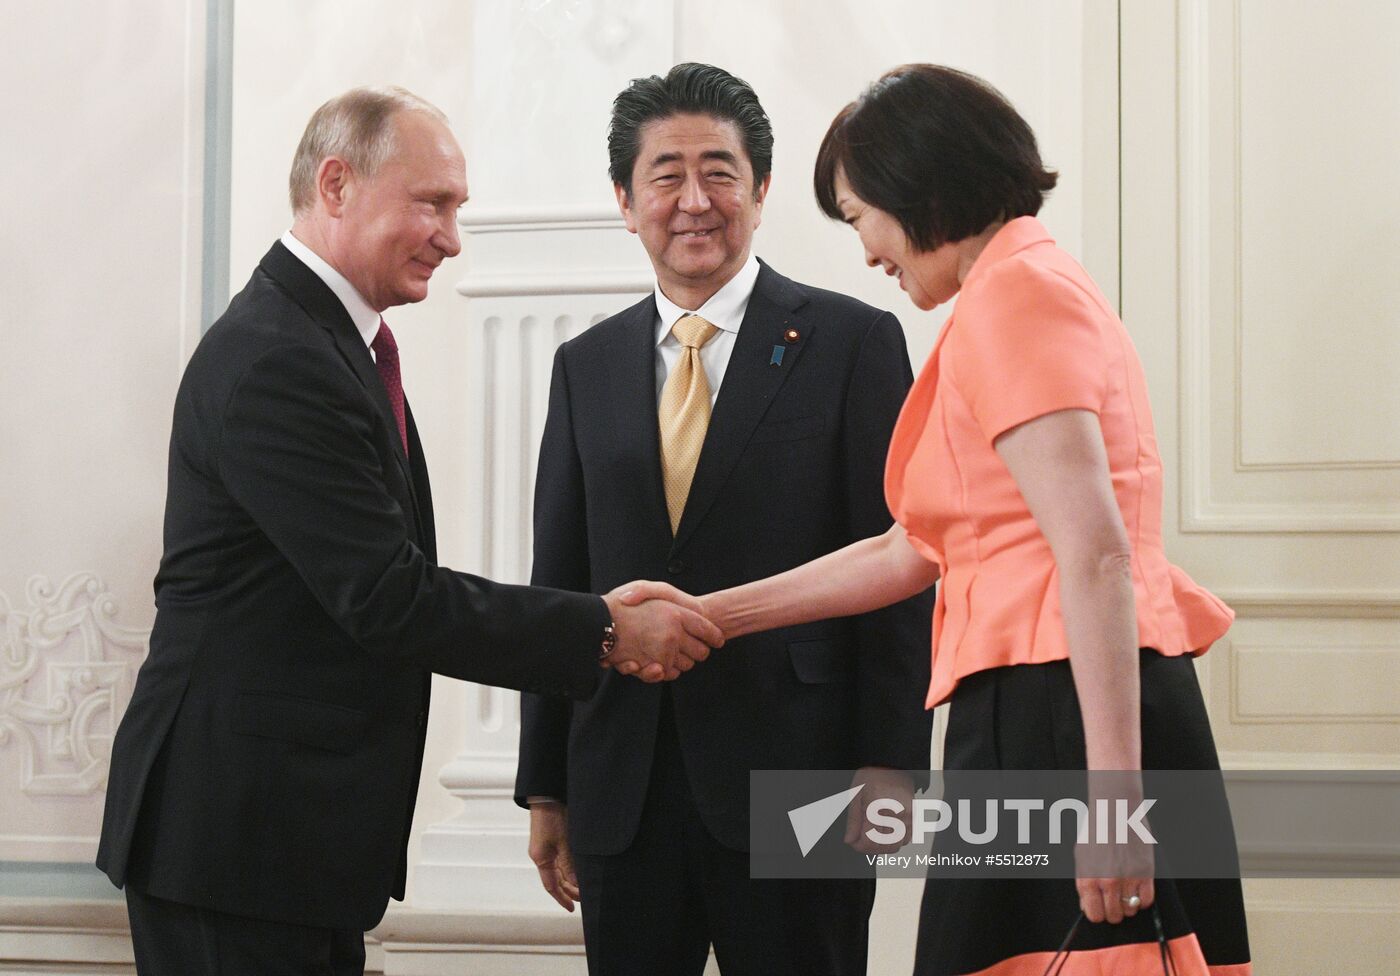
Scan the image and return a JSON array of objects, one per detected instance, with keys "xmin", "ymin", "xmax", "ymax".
[
  {"xmin": 614, "ymin": 182, "xmax": 638, "ymax": 235},
  {"xmin": 317, "ymin": 157, "xmax": 352, "ymax": 217},
  {"xmin": 747, "ymin": 171, "xmax": 772, "ymax": 232}
]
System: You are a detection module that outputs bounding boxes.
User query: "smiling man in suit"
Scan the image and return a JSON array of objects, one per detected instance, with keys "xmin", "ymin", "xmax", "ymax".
[
  {"xmin": 515, "ymin": 64, "xmax": 934, "ymax": 975},
  {"xmin": 96, "ymin": 86, "xmax": 718, "ymax": 976}
]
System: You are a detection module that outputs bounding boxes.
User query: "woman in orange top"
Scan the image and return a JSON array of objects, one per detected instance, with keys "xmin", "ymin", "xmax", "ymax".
[{"xmin": 617, "ymin": 64, "xmax": 1250, "ymax": 975}]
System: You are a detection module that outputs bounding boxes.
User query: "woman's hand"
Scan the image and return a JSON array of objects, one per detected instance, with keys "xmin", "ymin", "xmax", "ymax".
[
  {"xmin": 1075, "ymin": 860, "xmax": 1156, "ymax": 923},
  {"xmin": 1073, "ymin": 770, "xmax": 1155, "ymax": 923}
]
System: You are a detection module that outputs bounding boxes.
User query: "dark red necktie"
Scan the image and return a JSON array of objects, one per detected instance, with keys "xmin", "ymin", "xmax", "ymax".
[{"xmin": 371, "ymin": 318, "xmax": 409, "ymax": 455}]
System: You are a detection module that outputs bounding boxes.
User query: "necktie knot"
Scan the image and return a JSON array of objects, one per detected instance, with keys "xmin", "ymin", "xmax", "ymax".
[
  {"xmin": 372, "ymin": 319, "xmax": 399, "ymax": 359},
  {"xmin": 671, "ymin": 314, "xmax": 718, "ymax": 350}
]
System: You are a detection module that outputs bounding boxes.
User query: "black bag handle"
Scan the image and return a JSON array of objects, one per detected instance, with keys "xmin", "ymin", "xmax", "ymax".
[{"xmin": 1039, "ymin": 904, "xmax": 1178, "ymax": 976}]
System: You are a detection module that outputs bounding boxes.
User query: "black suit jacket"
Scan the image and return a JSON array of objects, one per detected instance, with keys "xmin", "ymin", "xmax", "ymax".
[
  {"xmin": 515, "ymin": 261, "xmax": 934, "ymax": 855},
  {"xmin": 97, "ymin": 241, "xmax": 609, "ymax": 932}
]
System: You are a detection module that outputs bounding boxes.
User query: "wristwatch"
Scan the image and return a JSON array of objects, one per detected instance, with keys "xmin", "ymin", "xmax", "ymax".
[{"xmin": 599, "ymin": 620, "xmax": 618, "ymax": 660}]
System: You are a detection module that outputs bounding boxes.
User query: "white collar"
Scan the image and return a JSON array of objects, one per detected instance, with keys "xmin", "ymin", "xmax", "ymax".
[
  {"xmin": 653, "ymin": 253, "xmax": 761, "ymax": 346},
  {"xmin": 281, "ymin": 230, "xmax": 382, "ymax": 349}
]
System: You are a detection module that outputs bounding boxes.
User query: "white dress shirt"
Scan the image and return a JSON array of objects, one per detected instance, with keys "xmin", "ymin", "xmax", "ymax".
[
  {"xmin": 652, "ymin": 253, "xmax": 761, "ymax": 406},
  {"xmin": 281, "ymin": 231, "xmax": 382, "ymax": 358}
]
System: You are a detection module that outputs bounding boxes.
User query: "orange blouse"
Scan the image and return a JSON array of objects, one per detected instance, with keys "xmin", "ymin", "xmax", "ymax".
[{"xmin": 885, "ymin": 217, "xmax": 1233, "ymax": 708}]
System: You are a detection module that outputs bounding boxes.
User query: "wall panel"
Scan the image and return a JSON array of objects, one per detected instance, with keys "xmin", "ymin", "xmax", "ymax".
[{"xmin": 1123, "ymin": 1, "xmax": 1400, "ymax": 970}]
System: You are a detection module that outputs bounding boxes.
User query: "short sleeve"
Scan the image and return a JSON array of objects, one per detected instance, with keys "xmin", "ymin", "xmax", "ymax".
[{"xmin": 947, "ymin": 258, "xmax": 1109, "ymax": 442}]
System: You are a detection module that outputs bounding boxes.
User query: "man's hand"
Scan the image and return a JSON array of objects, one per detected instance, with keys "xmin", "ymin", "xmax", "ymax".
[
  {"xmin": 528, "ymin": 802, "xmax": 579, "ymax": 912},
  {"xmin": 844, "ymin": 766, "xmax": 915, "ymax": 853},
  {"xmin": 602, "ymin": 582, "xmax": 722, "ymax": 682}
]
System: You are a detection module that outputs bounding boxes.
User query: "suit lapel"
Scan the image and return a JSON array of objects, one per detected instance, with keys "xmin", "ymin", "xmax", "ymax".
[
  {"xmin": 404, "ymin": 400, "xmax": 433, "ymax": 553},
  {"xmin": 258, "ymin": 241, "xmax": 425, "ymax": 540},
  {"xmin": 606, "ymin": 295, "xmax": 673, "ymax": 537},
  {"xmin": 671, "ymin": 263, "xmax": 812, "ymax": 554}
]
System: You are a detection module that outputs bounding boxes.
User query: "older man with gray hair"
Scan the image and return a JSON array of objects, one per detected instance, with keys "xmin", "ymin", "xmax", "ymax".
[{"xmin": 96, "ymin": 86, "xmax": 719, "ymax": 976}]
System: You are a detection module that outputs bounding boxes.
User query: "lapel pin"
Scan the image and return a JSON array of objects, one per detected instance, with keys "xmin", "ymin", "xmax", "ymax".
[
  {"xmin": 784, "ymin": 327, "xmax": 801, "ymax": 343},
  {"xmin": 769, "ymin": 345, "xmax": 785, "ymax": 367}
]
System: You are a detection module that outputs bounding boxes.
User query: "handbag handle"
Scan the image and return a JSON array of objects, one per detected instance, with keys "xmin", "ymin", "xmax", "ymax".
[{"xmin": 1039, "ymin": 905, "xmax": 1178, "ymax": 976}]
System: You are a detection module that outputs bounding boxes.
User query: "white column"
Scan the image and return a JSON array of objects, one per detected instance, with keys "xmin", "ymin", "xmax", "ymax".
[{"xmin": 413, "ymin": 0, "xmax": 675, "ymax": 912}]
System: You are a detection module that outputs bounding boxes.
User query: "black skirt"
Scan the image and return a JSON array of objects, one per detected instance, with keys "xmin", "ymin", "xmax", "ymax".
[{"xmin": 912, "ymin": 650, "xmax": 1252, "ymax": 975}]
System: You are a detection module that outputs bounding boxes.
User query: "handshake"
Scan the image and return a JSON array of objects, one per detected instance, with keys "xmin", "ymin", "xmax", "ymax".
[{"xmin": 599, "ymin": 581, "xmax": 723, "ymax": 682}]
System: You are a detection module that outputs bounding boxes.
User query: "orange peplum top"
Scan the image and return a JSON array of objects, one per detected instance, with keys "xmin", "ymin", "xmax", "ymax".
[{"xmin": 884, "ymin": 217, "xmax": 1233, "ymax": 708}]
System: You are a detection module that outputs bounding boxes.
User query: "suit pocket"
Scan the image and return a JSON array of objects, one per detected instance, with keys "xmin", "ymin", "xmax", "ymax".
[
  {"xmin": 749, "ymin": 413, "xmax": 825, "ymax": 445},
  {"xmin": 231, "ymin": 691, "xmax": 369, "ymax": 754},
  {"xmin": 787, "ymin": 638, "xmax": 852, "ymax": 684}
]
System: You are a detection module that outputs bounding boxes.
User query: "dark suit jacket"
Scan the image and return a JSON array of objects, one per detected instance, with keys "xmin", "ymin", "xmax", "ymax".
[
  {"xmin": 515, "ymin": 261, "xmax": 934, "ymax": 855},
  {"xmin": 97, "ymin": 241, "xmax": 609, "ymax": 932}
]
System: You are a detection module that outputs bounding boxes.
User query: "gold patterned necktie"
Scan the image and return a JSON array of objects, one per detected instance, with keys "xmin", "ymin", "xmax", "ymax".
[{"xmin": 659, "ymin": 314, "xmax": 720, "ymax": 534}]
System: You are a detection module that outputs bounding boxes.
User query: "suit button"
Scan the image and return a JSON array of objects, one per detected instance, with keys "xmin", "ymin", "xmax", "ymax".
[{"xmin": 667, "ymin": 559, "xmax": 685, "ymax": 574}]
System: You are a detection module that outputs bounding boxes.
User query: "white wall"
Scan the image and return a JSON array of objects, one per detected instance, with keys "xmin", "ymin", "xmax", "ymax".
[
  {"xmin": 1121, "ymin": 2, "xmax": 1400, "ymax": 972},
  {"xmin": 679, "ymin": 0, "xmax": 1112, "ymax": 365},
  {"xmin": 227, "ymin": 0, "xmax": 479, "ymax": 891},
  {"xmin": 0, "ymin": 0, "xmax": 205, "ymax": 864}
]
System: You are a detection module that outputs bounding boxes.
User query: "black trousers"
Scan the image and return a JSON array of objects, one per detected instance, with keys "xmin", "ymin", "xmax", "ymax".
[
  {"xmin": 125, "ymin": 886, "xmax": 366, "ymax": 976},
  {"xmin": 574, "ymin": 690, "xmax": 876, "ymax": 976}
]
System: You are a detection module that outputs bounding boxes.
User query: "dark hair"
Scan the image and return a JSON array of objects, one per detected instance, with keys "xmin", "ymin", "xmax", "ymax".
[
  {"xmin": 608, "ymin": 62, "xmax": 773, "ymax": 197},
  {"xmin": 814, "ymin": 64, "xmax": 1057, "ymax": 251}
]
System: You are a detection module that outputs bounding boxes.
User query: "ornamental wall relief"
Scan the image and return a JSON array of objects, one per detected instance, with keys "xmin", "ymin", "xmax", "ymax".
[{"xmin": 0, "ymin": 574, "xmax": 148, "ymax": 796}]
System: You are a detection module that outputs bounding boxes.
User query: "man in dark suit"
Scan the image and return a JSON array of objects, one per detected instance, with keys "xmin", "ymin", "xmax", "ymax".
[
  {"xmin": 515, "ymin": 64, "xmax": 934, "ymax": 975},
  {"xmin": 97, "ymin": 86, "xmax": 718, "ymax": 976}
]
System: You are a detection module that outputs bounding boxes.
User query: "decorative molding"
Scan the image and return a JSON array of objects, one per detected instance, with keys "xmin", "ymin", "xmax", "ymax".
[
  {"xmin": 459, "ymin": 205, "xmax": 624, "ymax": 230},
  {"xmin": 419, "ymin": 0, "xmax": 677, "ymax": 916},
  {"xmin": 1228, "ymin": 0, "xmax": 1396, "ymax": 476},
  {"xmin": 1230, "ymin": 642, "xmax": 1400, "ymax": 725},
  {"xmin": 1218, "ymin": 750, "xmax": 1400, "ymax": 771},
  {"xmin": 1222, "ymin": 769, "xmax": 1400, "ymax": 877},
  {"xmin": 1182, "ymin": 507, "xmax": 1400, "ymax": 534},
  {"xmin": 1216, "ymin": 590, "xmax": 1400, "ymax": 618},
  {"xmin": 0, "ymin": 575, "xmax": 149, "ymax": 797},
  {"xmin": 456, "ymin": 270, "xmax": 653, "ymax": 298},
  {"xmin": 0, "ymin": 899, "xmax": 588, "ymax": 974},
  {"xmin": 1175, "ymin": 0, "xmax": 1214, "ymax": 533},
  {"xmin": 1234, "ymin": 457, "xmax": 1400, "ymax": 473},
  {"xmin": 1176, "ymin": 0, "xmax": 1400, "ymax": 533}
]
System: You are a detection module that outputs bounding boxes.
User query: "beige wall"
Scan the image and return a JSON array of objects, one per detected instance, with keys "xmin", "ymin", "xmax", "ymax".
[
  {"xmin": 1122, "ymin": 1, "xmax": 1400, "ymax": 971},
  {"xmin": 679, "ymin": 0, "xmax": 1116, "ymax": 367},
  {"xmin": 0, "ymin": 0, "xmax": 205, "ymax": 862}
]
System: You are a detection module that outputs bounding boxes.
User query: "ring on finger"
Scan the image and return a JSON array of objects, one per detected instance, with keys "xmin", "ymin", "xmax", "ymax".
[{"xmin": 1121, "ymin": 893, "xmax": 1141, "ymax": 909}]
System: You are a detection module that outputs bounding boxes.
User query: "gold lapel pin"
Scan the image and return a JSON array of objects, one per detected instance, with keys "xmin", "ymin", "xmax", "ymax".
[{"xmin": 784, "ymin": 328, "xmax": 801, "ymax": 343}]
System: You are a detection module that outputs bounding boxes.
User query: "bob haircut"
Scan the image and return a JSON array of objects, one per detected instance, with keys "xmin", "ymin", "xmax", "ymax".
[{"xmin": 814, "ymin": 64, "xmax": 1057, "ymax": 252}]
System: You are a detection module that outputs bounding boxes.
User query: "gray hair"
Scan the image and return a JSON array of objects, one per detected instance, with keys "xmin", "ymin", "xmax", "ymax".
[{"xmin": 288, "ymin": 86, "xmax": 448, "ymax": 215}]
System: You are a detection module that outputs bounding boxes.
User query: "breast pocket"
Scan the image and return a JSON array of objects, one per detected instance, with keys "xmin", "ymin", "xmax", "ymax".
[
  {"xmin": 232, "ymin": 690, "xmax": 369, "ymax": 754},
  {"xmin": 749, "ymin": 413, "xmax": 825, "ymax": 445}
]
